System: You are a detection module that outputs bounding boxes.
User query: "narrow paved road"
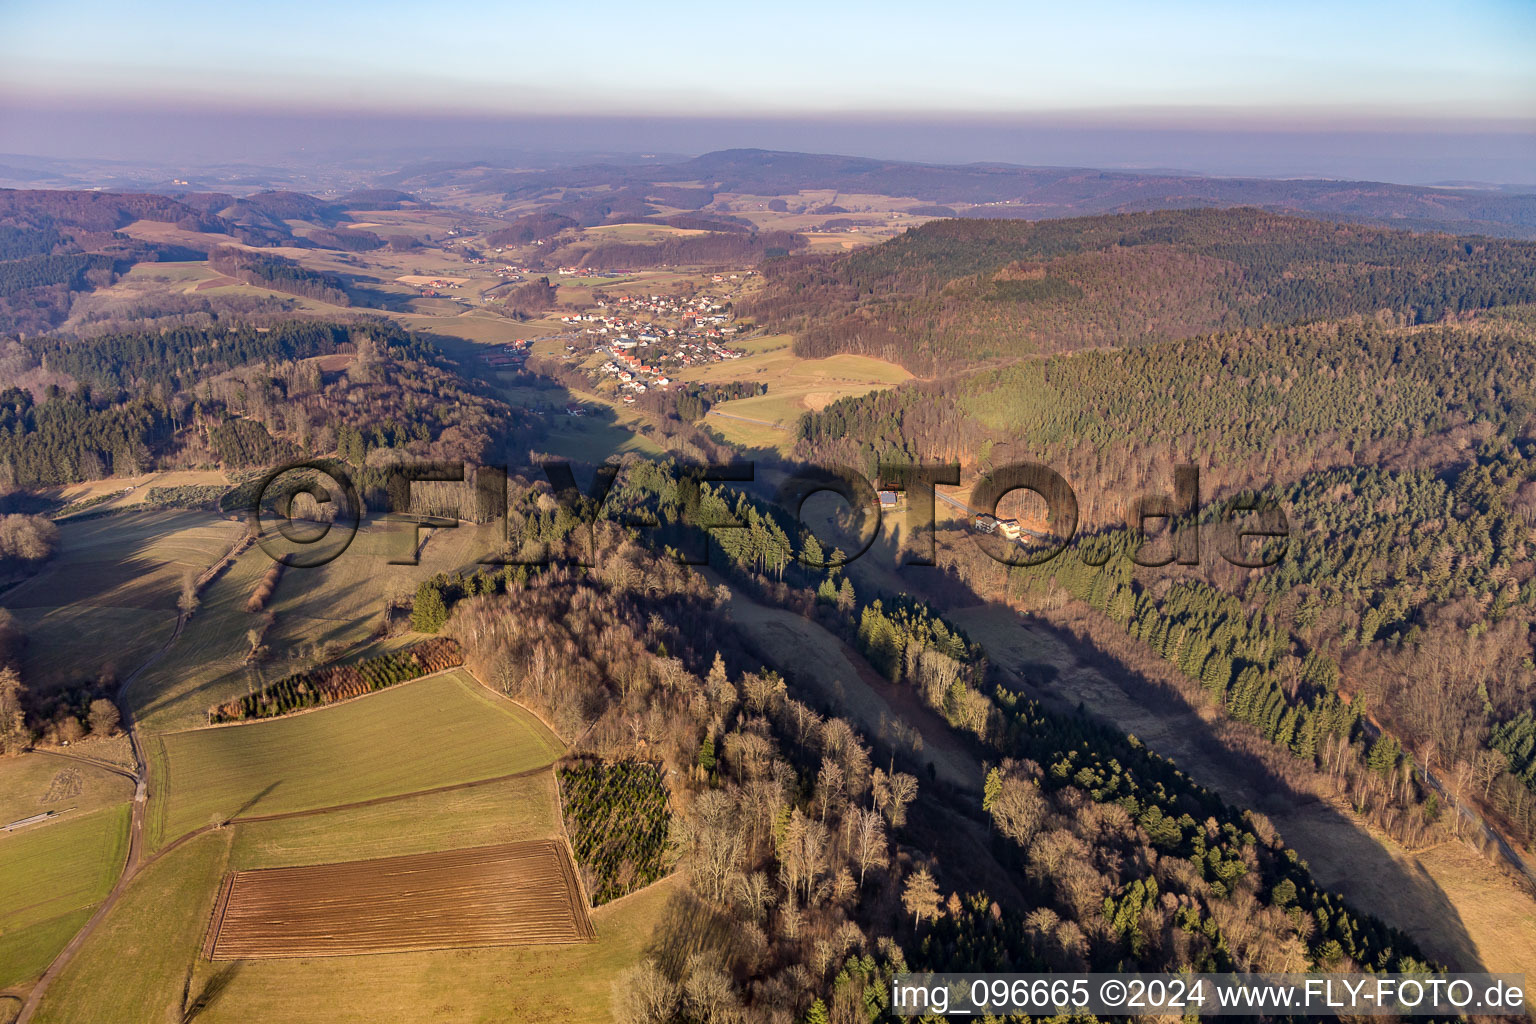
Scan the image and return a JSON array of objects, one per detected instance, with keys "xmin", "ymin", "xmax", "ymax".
[
  {"xmin": 24, "ymin": 748, "xmax": 136, "ymax": 783},
  {"xmin": 706, "ymin": 409, "xmax": 787, "ymax": 430},
  {"xmin": 16, "ymin": 529, "xmax": 248, "ymax": 1024},
  {"xmin": 1353, "ymin": 706, "xmax": 1536, "ymax": 891}
]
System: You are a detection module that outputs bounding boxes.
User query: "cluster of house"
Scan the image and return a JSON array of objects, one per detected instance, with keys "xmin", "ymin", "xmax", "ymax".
[
  {"xmin": 595, "ymin": 329, "xmax": 743, "ymax": 392},
  {"xmin": 559, "ymin": 293, "xmax": 740, "ymax": 344},
  {"xmin": 418, "ymin": 278, "xmax": 464, "ymax": 298},
  {"xmin": 972, "ymin": 512, "xmax": 1048, "ymax": 542},
  {"xmin": 599, "ymin": 347, "xmax": 673, "ymax": 399},
  {"xmin": 479, "ymin": 338, "xmax": 533, "ymax": 369}
]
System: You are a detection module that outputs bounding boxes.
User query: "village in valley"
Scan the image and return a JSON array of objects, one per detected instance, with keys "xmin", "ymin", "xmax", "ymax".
[
  {"xmin": 577, "ymin": 286, "xmax": 746, "ymax": 402},
  {"xmin": 475, "ymin": 271, "xmax": 751, "ymax": 404}
]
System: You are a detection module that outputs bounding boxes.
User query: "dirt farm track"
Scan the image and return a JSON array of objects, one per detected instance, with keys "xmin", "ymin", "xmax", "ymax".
[{"xmin": 203, "ymin": 840, "xmax": 595, "ymax": 960}]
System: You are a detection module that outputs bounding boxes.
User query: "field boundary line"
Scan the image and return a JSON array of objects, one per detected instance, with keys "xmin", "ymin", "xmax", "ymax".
[
  {"xmin": 170, "ymin": 664, "xmax": 469, "ymax": 735},
  {"xmin": 200, "ymin": 874, "xmax": 236, "ymax": 960},
  {"xmin": 459, "ymin": 664, "xmax": 574, "ymax": 747},
  {"xmin": 588, "ymin": 868, "xmax": 683, "ymax": 915},
  {"xmin": 551, "ymin": 766, "xmax": 595, "ymax": 915},
  {"xmin": 22, "ymin": 748, "xmax": 137, "ymax": 783},
  {"xmin": 227, "ymin": 764, "xmax": 555, "ymax": 826},
  {"xmin": 451, "ymin": 670, "xmax": 568, "ymax": 759}
]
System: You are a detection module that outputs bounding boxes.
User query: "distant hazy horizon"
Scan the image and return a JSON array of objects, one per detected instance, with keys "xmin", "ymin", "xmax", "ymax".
[
  {"xmin": 1, "ymin": 105, "xmax": 1533, "ymax": 188},
  {"xmin": 0, "ymin": 0, "xmax": 1531, "ymax": 186}
]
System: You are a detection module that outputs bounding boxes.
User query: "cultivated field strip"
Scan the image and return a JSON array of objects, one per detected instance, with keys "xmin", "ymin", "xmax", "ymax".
[{"xmin": 205, "ymin": 840, "xmax": 595, "ymax": 959}]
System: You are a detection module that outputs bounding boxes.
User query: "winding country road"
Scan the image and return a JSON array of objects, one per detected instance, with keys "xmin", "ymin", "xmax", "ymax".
[
  {"xmin": 15, "ymin": 528, "xmax": 251, "ymax": 1024},
  {"xmin": 705, "ymin": 408, "xmax": 788, "ymax": 431},
  {"xmin": 24, "ymin": 748, "xmax": 136, "ymax": 783},
  {"xmin": 12, "ymin": 515, "xmax": 558, "ymax": 1023}
]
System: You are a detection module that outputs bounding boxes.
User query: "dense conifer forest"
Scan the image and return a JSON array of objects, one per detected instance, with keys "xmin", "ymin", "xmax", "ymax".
[
  {"xmin": 0, "ymin": 319, "xmax": 534, "ymax": 487},
  {"xmin": 746, "ymin": 210, "xmax": 1536, "ymax": 372}
]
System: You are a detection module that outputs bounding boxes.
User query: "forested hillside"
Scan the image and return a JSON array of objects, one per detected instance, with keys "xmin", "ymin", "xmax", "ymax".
[
  {"xmin": 208, "ymin": 247, "xmax": 352, "ymax": 306},
  {"xmin": 796, "ymin": 315, "xmax": 1536, "ymax": 509},
  {"xmin": 746, "ymin": 210, "xmax": 1536, "ymax": 372},
  {"xmin": 427, "ymin": 472, "xmax": 1435, "ymax": 1022},
  {"xmin": 793, "ymin": 305, "xmax": 1536, "ymax": 841},
  {"xmin": 0, "ymin": 186, "xmax": 438, "ymax": 338},
  {"xmin": 0, "ymin": 319, "xmax": 535, "ymax": 487},
  {"xmin": 986, "ymin": 440, "xmax": 1536, "ymax": 846}
]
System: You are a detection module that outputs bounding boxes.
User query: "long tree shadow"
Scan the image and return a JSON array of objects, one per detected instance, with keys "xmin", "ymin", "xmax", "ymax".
[
  {"xmin": 641, "ymin": 888, "xmax": 748, "ymax": 980},
  {"xmin": 227, "ymin": 781, "xmax": 282, "ymax": 823},
  {"xmin": 181, "ymin": 961, "xmax": 242, "ymax": 1022},
  {"xmin": 914, "ymin": 580, "xmax": 1489, "ymax": 972},
  {"xmin": 747, "ymin": 452, "xmax": 1489, "ymax": 973}
]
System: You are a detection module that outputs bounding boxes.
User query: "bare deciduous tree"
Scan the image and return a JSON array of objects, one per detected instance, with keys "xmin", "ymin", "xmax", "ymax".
[
  {"xmin": 852, "ymin": 807, "xmax": 887, "ymax": 887},
  {"xmin": 873, "ymin": 769, "xmax": 918, "ymax": 827},
  {"xmin": 902, "ymin": 866, "xmax": 941, "ymax": 928}
]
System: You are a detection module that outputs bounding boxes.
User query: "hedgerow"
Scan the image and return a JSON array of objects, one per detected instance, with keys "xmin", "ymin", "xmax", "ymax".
[{"xmin": 208, "ymin": 637, "xmax": 463, "ymax": 722}]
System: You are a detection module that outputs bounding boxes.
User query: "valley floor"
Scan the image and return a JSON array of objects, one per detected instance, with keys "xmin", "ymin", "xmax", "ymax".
[{"xmin": 947, "ymin": 599, "xmax": 1536, "ymax": 982}]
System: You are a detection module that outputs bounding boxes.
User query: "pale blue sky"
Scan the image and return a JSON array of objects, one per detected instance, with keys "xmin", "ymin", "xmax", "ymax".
[{"xmin": 1, "ymin": 0, "xmax": 1532, "ymax": 119}]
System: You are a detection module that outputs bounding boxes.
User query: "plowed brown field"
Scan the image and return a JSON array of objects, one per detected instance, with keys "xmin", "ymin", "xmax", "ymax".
[{"xmin": 203, "ymin": 840, "xmax": 593, "ymax": 960}]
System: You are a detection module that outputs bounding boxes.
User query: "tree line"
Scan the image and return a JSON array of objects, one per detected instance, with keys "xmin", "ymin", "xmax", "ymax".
[
  {"xmin": 208, "ymin": 247, "xmax": 351, "ymax": 306},
  {"xmin": 745, "ymin": 209, "xmax": 1536, "ymax": 373}
]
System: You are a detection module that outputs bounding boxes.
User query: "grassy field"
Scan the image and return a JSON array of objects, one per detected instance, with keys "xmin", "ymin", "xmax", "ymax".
[
  {"xmin": 30, "ymin": 830, "xmax": 232, "ymax": 1024},
  {"xmin": 116, "ymin": 221, "xmax": 239, "ymax": 251},
  {"xmin": 681, "ymin": 338, "xmax": 911, "ymax": 450},
  {"xmin": 397, "ymin": 310, "xmax": 563, "ymax": 349},
  {"xmin": 255, "ymin": 519, "xmax": 505, "ymax": 653},
  {"xmin": 0, "ymin": 753, "xmax": 133, "ymax": 826},
  {"xmin": 580, "ymin": 223, "xmax": 707, "ymax": 242},
  {"xmin": 547, "ymin": 268, "xmax": 723, "ymax": 308},
  {"xmin": 183, "ymin": 874, "xmax": 679, "ymax": 1023},
  {"xmin": 130, "ymin": 519, "xmax": 506, "ymax": 732},
  {"xmin": 47, "ymin": 470, "xmax": 232, "ymax": 516},
  {"xmin": 32, "ymin": 822, "xmax": 678, "ymax": 1024},
  {"xmin": 531, "ymin": 406, "xmax": 666, "ymax": 463},
  {"xmin": 125, "ymin": 541, "xmax": 271, "ymax": 732},
  {"xmin": 1413, "ymin": 840, "xmax": 1536, "ymax": 986},
  {"xmin": 227, "ymin": 770, "xmax": 560, "ymax": 871},
  {"xmin": 0, "ymin": 805, "xmax": 131, "ymax": 989},
  {"xmin": 0, "ymin": 909, "xmax": 93, "ymax": 997},
  {"xmin": 145, "ymin": 669, "xmax": 564, "ymax": 850},
  {"xmin": 3, "ymin": 511, "xmax": 245, "ymax": 694},
  {"xmin": 116, "ymin": 260, "xmax": 220, "ymax": 286}
]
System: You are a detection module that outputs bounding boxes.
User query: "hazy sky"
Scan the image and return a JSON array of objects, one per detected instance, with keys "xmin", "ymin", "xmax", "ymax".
[
  {"xmin": 0, "ymin": 0, "xmax": 1531, "ymax": 180},
  {"xmin": 3, "ymin": 0, "xmax": 1531, "ymax": 117}
]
